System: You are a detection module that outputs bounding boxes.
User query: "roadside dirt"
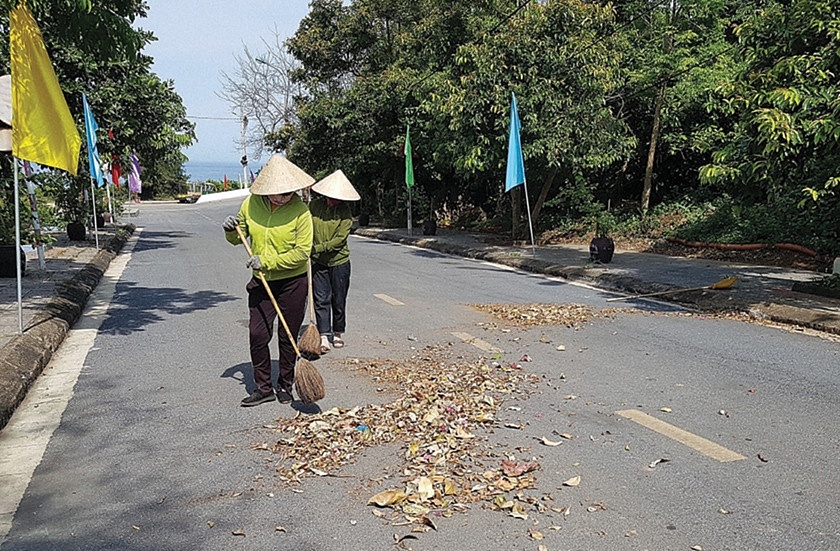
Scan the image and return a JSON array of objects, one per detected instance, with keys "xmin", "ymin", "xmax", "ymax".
[{"xmin": 541, "ymin": 233, "xmax": 832, "ymax": 273}]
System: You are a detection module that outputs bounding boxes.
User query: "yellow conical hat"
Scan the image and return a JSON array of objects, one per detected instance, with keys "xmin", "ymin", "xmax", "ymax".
[
  {"xmin": 250, "ymin": 153, "xmax": 315, "ymax": 195},
  {"xmin": 311, "ymin": 169, "xmax": 360, "ymax": 201}
]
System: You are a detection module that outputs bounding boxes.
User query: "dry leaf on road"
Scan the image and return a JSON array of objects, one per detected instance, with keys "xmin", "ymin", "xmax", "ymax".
[
  {"xmin": 562, "ymin": 476, "xmax": 581, "ymax": 487},
  {"xmin": 368, "ymin": 490, "xmax": 408, "ymax": 507}
]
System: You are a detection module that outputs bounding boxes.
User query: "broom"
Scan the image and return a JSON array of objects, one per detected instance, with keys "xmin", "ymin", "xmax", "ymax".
[
  {"xmin": 606, "ymin": 276, "xmax": 738, "ymax": 302},
  {"xmin": 297, "ymin": 260, "xmax": 322, "ymax": 358},
  {"xmin": 235, "ymin": 226, "xmax": 325, "ymax": 403}
]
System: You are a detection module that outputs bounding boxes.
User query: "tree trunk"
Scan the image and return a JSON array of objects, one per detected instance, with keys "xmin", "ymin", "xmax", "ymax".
[
  {"xmin": 530, "ymin": 167, "xmax": 559, "ymax": 226},
  {"xmin": 641, "ymin": 82, "xmax": 666, "ymax": 215},
  {"xmin": 642, "ymin": 0, "xmax": 677, "ymax": 215},
  {"xmin": 511, "ymin": 187, "xmax": 521, "ymax": 240}
]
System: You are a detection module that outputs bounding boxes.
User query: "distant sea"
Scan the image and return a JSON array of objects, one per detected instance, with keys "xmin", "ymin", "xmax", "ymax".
[{"xmin": 184, "ymin": 161, "xmax": 262, "ymax": 183}]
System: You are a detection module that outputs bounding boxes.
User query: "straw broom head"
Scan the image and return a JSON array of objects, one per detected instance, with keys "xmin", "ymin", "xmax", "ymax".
[
  {"xmin": 295, "ymin": 357, "xmax": 325, "ymax": 404},
  {"xmin": 298, "ymin": 323, "xmax": 322, "ymax": 359},
  {"xmin": 298, "ymin": 259, "xmax": 321, "ymax": 359}
]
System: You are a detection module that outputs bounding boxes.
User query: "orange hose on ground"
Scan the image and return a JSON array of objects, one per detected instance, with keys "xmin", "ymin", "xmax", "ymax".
[
  {"xmin": 667, "ymin": 237, "xmax": 817, "ymax": 256},
  {"xmin": 719, "ymin": 243, "xmax": 767, "ymax": 251},
  {"xmin": 666, "ymin": 237, "xmax": 766, "ymax": 251},
  {"xmin": 774, "ymin": 243, "xmax": 818, "ymax": 257}
]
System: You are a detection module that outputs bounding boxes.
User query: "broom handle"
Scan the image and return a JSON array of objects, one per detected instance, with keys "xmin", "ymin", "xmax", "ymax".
[
  {"xmin": 235, "ymin": 225, "xmax": 303, "ymax": 358},
  {"xmin": 605, "ymin": 284, "xmax": 711, "ymax": 302},
  {"xmin": 307, "ymin": 259, "xmax": 316, "ymax": 323}
]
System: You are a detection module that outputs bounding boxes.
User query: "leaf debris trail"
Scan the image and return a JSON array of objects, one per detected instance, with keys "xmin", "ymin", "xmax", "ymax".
[{"xmin": 265, "ymin": 343, "xmax": 541, "ymax": 526}]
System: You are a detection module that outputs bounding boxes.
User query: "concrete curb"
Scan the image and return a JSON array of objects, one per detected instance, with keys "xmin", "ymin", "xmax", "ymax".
[
  {"xmin": 354, "ymin": 227, "xmax": 840, "ymax": 337},
  {"xmin": 0, "ymin": 225, "xmax": 135, "ymax": 430}
]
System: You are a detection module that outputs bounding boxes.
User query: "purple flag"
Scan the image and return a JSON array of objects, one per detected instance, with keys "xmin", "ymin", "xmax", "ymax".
[{"xmin": 128, "ymin": 152, "xmax": 142, "ymax": 194}]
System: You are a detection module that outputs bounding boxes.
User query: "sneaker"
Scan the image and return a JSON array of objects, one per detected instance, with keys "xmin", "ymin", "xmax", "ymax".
[
  {"xmin": 276, "ymin": 387, "xmax": 293, "ymax": 404},
  {"xmin": 320, "ymin": 335, "xmax": 331, "ymax": 355},
  {"xmin": 333, "ymin": 333, "xmax": 345, "ymax": 348},
  {"xmin": 240, "ymin": 390, "xmax": 275, "ymax": 407}
]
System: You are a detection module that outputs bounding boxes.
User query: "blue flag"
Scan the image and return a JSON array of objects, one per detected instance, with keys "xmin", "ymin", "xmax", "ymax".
[
  {"xmin": 505, "ymin": 92, "xmax": 525, "ymax": 192},
  {"xmin": 82, "ymin": 93, "xmax": 104, "ymax": 187}
]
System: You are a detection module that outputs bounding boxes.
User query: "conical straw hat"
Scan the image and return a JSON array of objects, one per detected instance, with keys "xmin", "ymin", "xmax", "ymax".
[
  {"xmin": 250, "ymin": 153, "xmax": 315, "ymax": 195},
  {"xmin": 311, "ymin": 169, "xmax": 360, "ymax": 201}
]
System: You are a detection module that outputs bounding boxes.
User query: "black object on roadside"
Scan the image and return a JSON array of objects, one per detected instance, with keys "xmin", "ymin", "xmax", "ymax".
[
  {"xmin": 422, "ymin": 219, "xmax": 437, "ymax": 236},
  {"xmin": 589, "ymin": 236, "xmax": 614, "ymax": 263}
]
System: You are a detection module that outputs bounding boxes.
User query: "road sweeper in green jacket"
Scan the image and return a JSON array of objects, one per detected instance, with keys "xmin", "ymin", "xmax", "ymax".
[
  {"xmin": 222, "ymin": 153, "xmax": 314, "ymax": 408},
  {"xmin": 309, "ymin": 169, "xmax": 360, "ymax": 353}
]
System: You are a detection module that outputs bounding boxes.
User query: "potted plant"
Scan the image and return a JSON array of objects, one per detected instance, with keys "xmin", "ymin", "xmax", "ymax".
[
  {"xmin": 588, "ymin": 213, "xmax": 615, "ymax": 264},
  {"xmin": 0, "ymin": 178, "xmax": 29, "ymax": 277},
  {"xmin": 50, "ymin": 177, "xmax": 90, "ymax": 241}
]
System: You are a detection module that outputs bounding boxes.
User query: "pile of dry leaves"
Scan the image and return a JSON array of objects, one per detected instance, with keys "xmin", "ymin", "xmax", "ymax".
[
  {"xmin": 471, "ymin": 302, "xmax": 802, "ymax": 334},
  {"xmin": 471, "ymin": 303, "xmax": 633, "ymax": 329},
  {"xmin": 265, "ymin": 343, "xmax": 541, "ymax": 527}
]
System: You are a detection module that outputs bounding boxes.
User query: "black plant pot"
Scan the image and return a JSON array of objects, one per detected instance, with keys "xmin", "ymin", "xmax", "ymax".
[
  {"xmin": 67, "ymin": 221, "xmax": 86, "ymax": 241},
  {"xmin": 0, "ymin": 245, "xmax": 26, "ymax": 278},
  {"xmin": 422, "ymin": 219, "xmax": 437, "ymax": 236},
  {"xmin": 589, "ymin": 236, "xmax": 615, "ymax": 264},
  {"xmin": 358, "ymin": 213, "xmax": 370, "ymax": 227}
]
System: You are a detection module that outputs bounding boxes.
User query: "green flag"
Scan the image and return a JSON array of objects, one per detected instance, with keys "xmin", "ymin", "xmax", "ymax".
[{"xmin": 404, "ymin": 126, "xmax": 414, "ymax": 189}]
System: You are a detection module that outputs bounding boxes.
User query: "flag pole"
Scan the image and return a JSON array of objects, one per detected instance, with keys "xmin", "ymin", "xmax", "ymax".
[
  {"xmin": 90, "ymin": 181, "xmax": 99, "ymax": 250},
  {"xmin": 521, "ymin": 178, "xmax": 536, "ymax": 255},
  {"xmin": 25, "ymin": 180, "xmax": 46, "ymax": 270},
  {"xmin": 21, "ymin": 166, "xmax": 47, "ymax": 269},
  {"xmin": 13, "ymin": 158, "xmax": 23, "ymax": 333},
  {"xmin": 105, "ymin": 179, "xmax": 113, "ymax": 221},
  {"xmin": 407, "ymin": 186, "xmax": 413, "ymax": 236}
]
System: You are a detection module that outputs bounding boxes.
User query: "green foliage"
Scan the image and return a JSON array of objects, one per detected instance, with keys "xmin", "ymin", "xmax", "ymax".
[
  {"xmin": 611, "ymin": 0, "xmax": 746, "ymax": 209},
  {"xmin": 667, "ymin": 194, "xmax": 840, "ymax": 254},
  {"xmin": 700, "ymin": 0, "xmax": 840, "ymax": 205},
  {"xmin": 268, "ymin": 0, "xmax": 839, "ymax": 249},
  {"xmin": 0, "ymin": 0, "xmax": 195, "ymax": 201},
  {"xmin": 0, "ymin": 169, "xmax": 62, "ymax": 245},
  {"xmin": 288, "ymin": 0, "xmax": 636, "ymax": 225},
  {"xmin": 812, "ymin": 273, "xmax": 840, "ymax": 290},
  {"xmin": 0, "ymin": 178, "xmax": 30, "ymax": 245}
]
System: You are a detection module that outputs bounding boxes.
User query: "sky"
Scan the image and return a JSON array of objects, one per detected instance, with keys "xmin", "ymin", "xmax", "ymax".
[{"xmin": 139, "ymin": 1, "xmax": 312, "ymax": 165}]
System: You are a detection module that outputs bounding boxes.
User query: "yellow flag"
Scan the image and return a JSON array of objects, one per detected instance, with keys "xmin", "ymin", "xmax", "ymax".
[{"xmin": 10, "ymin": 4, "xmax": 81, "ymax": 175}]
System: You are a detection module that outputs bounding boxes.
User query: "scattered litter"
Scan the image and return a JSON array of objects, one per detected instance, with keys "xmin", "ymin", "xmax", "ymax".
[{"xmin": 648, "ymin": 458, "xmax": 671, "ymax": 469}]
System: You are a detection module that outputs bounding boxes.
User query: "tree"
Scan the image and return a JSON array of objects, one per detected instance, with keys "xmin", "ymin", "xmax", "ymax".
[
  {"xmin": 701, "ymin": 0, "xmax": 840, "ymax": 206},
  {"xmin": 281, "ymin": 0, "xmax": 635, "ymax": 231},
  {"xmin": 0, "ymin": 0, "xmax": 195, "ymax": 199},
  {"xmin": 219, "ymin": 29, "xmax": 302, "ymax": 158},
  {"xmin": 613, "ymin": 0, "xmax": 746, "ymax": 213},
  {"xmin": 422, "ymin": 0, "xmax": 632, "ymax": 232}
]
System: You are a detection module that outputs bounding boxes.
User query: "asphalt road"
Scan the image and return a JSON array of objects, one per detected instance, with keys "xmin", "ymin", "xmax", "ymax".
[{"xmin": 2, "ymin": 200, "xmax": 838, "ymax": 550}]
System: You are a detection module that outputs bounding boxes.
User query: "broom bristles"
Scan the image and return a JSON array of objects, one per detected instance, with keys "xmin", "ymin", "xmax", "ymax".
[
  {"xmin": 298, "ymin": 323, "xmax": 322, "ymax": 358},
  {"xmin": 295, "ymin": 358, "xmax": 325, "ymax": 404}
]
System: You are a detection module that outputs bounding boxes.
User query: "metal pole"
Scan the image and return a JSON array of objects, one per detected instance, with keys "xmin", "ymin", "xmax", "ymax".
[
  {"xmin": 241, "ymin": 112, "xmax": 248, "ymax": 188},
  {"xmin": 522, "ymin": 178, "xmax": 536, "ymax": 255},
  {"xmin": 14, "ymin": 158, "xmax": 23, "ymax": 333},
  {"xmin": 105, "ymin": 180, "xmax": 113, "ymax": 221},
  {"xmin": 407, "ymin": 187, "xmax": 412, "ymax": 236},
  {"xmin": 90, "ymin": 181, "xmax": 99, "ymax": 250},
  {"xmin": 24, "ymin": 178, "xmax": 46, "ymax": 270}
]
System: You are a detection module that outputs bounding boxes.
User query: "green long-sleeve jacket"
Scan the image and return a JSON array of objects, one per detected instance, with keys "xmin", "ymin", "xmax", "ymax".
[
  {"xmin": 310, "ymin": 196, "xmax": 352, "ymax": 267},
  {"xmin": 225, "ymin": 194, "xmax": 312, "ymax": 281}
]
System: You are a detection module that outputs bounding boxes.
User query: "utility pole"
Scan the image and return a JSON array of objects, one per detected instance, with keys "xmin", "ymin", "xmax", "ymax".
[{"xmin": 240, "ymin": 110, "xmax": 248, "ymax": 188}]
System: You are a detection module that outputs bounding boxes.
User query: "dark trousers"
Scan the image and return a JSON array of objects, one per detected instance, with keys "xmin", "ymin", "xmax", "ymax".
[
  {"xmin": 312, "ymin": 261, "xmax": 350, "ymax": 337},
  {"xmin": 247, "ymin": 274, "xmax": 307, "ymax": 394}
]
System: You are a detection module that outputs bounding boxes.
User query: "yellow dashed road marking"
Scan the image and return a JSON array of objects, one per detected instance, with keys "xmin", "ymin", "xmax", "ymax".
[
  {"xmin": 374, "ymin": 293, "xmax": 404, "ymax": 306},
  {"xmin": 451, "ymin": 332, "xmax": 503, "ymax": 354},
  {"xmin": 616, "ymin": 409, "xmax": 746, "ymax": 462}
]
